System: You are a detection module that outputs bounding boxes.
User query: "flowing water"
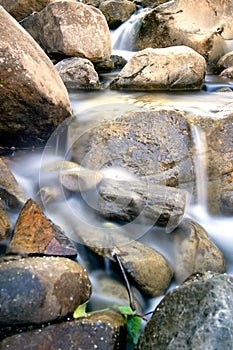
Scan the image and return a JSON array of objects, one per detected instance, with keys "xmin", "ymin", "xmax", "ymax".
[{"xmin": 5, "ymin": 15, "xmax": 233, "ymax": 322}]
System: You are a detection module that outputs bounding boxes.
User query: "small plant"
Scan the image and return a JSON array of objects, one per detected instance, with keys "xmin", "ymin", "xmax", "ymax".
[{"xmin": 73, "ymin": 302, "xmax": 144, "ymax": 346}]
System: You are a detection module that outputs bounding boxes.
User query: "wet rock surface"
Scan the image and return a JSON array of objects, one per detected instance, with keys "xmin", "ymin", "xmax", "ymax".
[
  {"xmin": 0, "ymin": 201, "xmax": 11, "ymax": 241},
  {"xmin": 76, "ymin": 224, "xmax": 173, "ymax": 297},
  {"xmin": 21, "ymin": 1, "xmax": 112, "ymax": 62},
  {"xmin": 0, "ymin": 6, "xmax": 72, "ymax": 148},
  {"xmin": 172, "ymin": 219, "xmax": 226, "ymax": 283},
  {"xmin": 98, "ymin": 178, "xmax": 188, "ymax": 231},
  {"xmin": 0, "ymin": 158, "xmax": 26, "ymax": 208},
  {"xmin": 7, "ymin": 199, "xmax": 77, "ymax": 257},
  {"xmin": 55, "ymin": 57, "xmax": 101, "ymax": 90},
  {"xmin": 110, "ymin": 46, "xmax": 206, "ymax": 91},
  {"xmin": 71, "ymin": 109, "xmax": 194, "ymax": 187},
  {"xmin": 0, "ymin": 256, "xmax": 92, "ymax": 324},
  {"xmin": 187, "ymin": 111, "xmax": 233, "ymax": 213},
  {"xmin": 137, "ymin": 272, "xmax": 233, "ymax": 350},
  {"xmin": 0, "ymin": 310, "xmax": 126, "ymax": 350}
]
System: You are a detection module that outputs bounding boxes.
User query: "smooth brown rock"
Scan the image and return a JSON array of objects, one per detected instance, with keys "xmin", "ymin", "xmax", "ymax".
[
  {"xmin": 172, "ymin": 219, "xmax": 226, "ymax": 283},
  {"xmin": 0, "ymin": 6, "xmax": 72, "ymax": 148},
  {"xmin": 0, "ymin": 0, "xmax": 57, "ymax": 21},
  {"xmin": 99, "ymin": 0, "xmax": 136, "ymax": 29},
  {"xmin": 0, "ymin": 256, "xmax": 92, "ymax": 324},
  {"xmin": 0, "ymin": 310, "xmax": 126, "ymax": 350},
  {"xmin": 110, "ymin": 46, "xmax": 206, "ymax": 91},
  {"xmin": 0, "ymin": 201, "xmax": 11, "ymax": 241},
  {"xmin": 76, "ymin": 223, "xmax": 173, "ymax": 297},
  {"xmin": 21, "ymin": 1, "xmax": 112, "ymax": 62},
  {"xmin": 0, "ymin": 158, "xmax": 26, "ymax": 208},
  {"xmin": 216, "ymin": 51, "xmax": 233, "ymax": 73},
  {"xmin": 98, "ymin": 178, "xmax": 188, "ymax": 231},
  {"xmin": 8, "ymin": 199, "xmax": 77, "ymax": 257}
]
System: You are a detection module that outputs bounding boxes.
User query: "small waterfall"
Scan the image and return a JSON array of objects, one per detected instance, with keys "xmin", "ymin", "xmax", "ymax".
[
  {"xmin": 191, "ymin": 124, "xmax": 209, "ymax": 212},
  {"xmin": 111, "ymin": 8, "xmax": 149, "ymax": 51}
]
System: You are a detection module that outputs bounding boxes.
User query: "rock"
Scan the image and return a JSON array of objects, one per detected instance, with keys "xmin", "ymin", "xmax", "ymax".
[
  {"xmin": 0, "ymin": 6, "xmax": 72, "ymax": 148},
  {"xmin": 99, "ymin": 0, "xmax": 136, "ymax": 29},
  {"xmin": 110, "ymin": 46, "xmax": 206, "ymax": 91},
  {"xmin": 21, "ymin": 1, "xmax": 112, "ymax": 62},
  {"xmin": 0, "ymin": 0, "xmax": 55, "ymax": 21},
  {"xmin": 215, "ymin": 51, "xmax": 233, "ymax": 73},
  {"xmin": 219, "ymin": 66, "xmax": 233, "ymax": 79},
  {"xmin": 0, "ymin": 256, "xmax": 92, "ymax": 324},
  {"xmin": 88, "ymin": 271, "xmax": 144, "ymax": 312},
  {"xmin": 0, "ymin": 158, "xmax": 26, "ymax": 208},
  {"xmin": 60, "ymin": 166, "xmax": 103, "ymax": 192},
  {"xmin": 137, "ymin": 272, "xmax": 233, "ymax": 350},
  {"xmin": 7, "ymin": 198, "xmax": 77, "ymax": 257},
  {"xmin": 0, "ymin": 201, "xmax": 11, "ymax": 241},
  {"xmin": 98, "ymin": 178, "xmax": 188, "ymax": 232},
  {"xmin": 187, "ymin": 111, "xmax": 233, "ymax": 214},
  {"xmin": 75, "ymin": 224, "xmax": 173, "ymax": 297},
  {"xmin": 134, "ymin": 0, "xmax": 233, "ymax": 68},
  {"xmin": 172, "ymin": 219, "xmax": 226, "ymax": 283},
  {"xmin": 55, "ymin": 57, "xmax": 101, "ymax": 90},
  {"xmin": 135, "ymin": 0, "xmax": 168, "ymax": 8},
  {"xmin": 70, "ymin": 109, "xmax": 194, "ymax": 188},
  {"xmin": 0, "ymin": 310, "xmax": 126, "ymax": 350}
]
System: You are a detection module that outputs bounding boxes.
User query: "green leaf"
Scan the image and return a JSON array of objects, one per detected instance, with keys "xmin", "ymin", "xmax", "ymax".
[
  {"xmin": 73, "ymin": 302, "xmax": 87, "ymax": 319},
  {"xmin": 117, "ymin": 305, "xmax": 135, "ymax": 316},
  {"xmin": 116, "ymin": 305, "xmax": 142, "ymax": 345},
  {"xmin": 127, "ymin": 315, "xmax": 142, "ymax": 345}
]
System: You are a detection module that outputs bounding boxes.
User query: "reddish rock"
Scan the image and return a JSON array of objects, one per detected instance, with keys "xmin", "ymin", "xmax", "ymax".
[{"xmin": 8, "ymin": 199, "xmax": 77, "ymax": 257}]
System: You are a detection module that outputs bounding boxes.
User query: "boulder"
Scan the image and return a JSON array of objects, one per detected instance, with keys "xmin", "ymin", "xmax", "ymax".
[
  {"xmin": 70, "ymin": 109, "xmax": 194, "ymax": 187},
  {"xmin": 99, "ymin": 0, "xmax": 136, "ymax": 29},
  {"xmin": 0, "ymin": 0, "xmax": 56, "ymax": 21},
  {"xmin": 0, "ymin": 158, "xmax": 26, "ymax": 208},
  {"xmin": 110, "ymin": 46, "xmax": 206, "ymax": 91},
  {"xmin": 172, "ymin": 219, "xmax": 226, "ymax": 283},
  {"xmin": 0, "ymin": 256, "xmax": 92, "ymax": 324},
  {"xmin": 0, "ymin": 310, "xmax": 126, "ymax": 350},
  {"xmin": 21, "ymin": 1, "xmax": 112, "ymax": 62},
  {"xmin": 55, "ymin": 57, "xmax": 101, "ymax": 90},
  {"xmin": 134, "ymin": 0, "xmax": 233, "ymax": 68},
  {"xmin": 98, "ymin": 178, "xmax": 188, "ymax": 231},
  {"xmin": 0, "ymin": 6, "xmax": 72, "ymax": 148},
  {"xmin": 188, "ymin": 110, "xmax": 233, "ymax": 214},
  {"xmin": 75, "ymin": 223, "xmax": 173, "ymax": 297},
  {"xmin": 7, "ymin": 199, "xmax": 77, "ymax": 257},
  {"xmin": 137, "ymin": 272, "xmax": 233, "ymax": 349},
  {"xmin": 0, "ymin": 201, "xmax": 11, "ymax": 241},
  {"xmin": 215, "ymin": 51, "xmax": 233, "ymax": 73}
]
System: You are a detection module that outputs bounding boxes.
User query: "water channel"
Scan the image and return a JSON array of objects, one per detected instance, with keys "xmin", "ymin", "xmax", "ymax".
[{"xmin": 5, "ymin": 10, "xmax": 233, "ymax": 332}]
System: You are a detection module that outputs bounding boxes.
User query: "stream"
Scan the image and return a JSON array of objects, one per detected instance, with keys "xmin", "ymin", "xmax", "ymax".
[{"xmin": 5, "ymin": 12, "xmax": 233, "ymax": 328}]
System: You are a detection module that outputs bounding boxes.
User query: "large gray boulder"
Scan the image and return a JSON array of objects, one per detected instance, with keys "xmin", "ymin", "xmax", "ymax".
[
  {"xmin": 0, "ymin": 6, "xmax": 72, "ymax": 148},
  {"xmin": 110, "ymin": 46, "xmax": 206, "ymax": 91},
  {"xmin": 21, "ymin": 0, "xmax": 112, "ymax": 62},
  {"xmin": 137, "ymin": 272, "xmax": 233, "ymax": 349},
  {"xmin": 134, "ymin": 0, "xmax": 233, "ymax": 68}
]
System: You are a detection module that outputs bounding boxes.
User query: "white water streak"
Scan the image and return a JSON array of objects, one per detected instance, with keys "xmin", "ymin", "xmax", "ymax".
[{"xmin": 191, "ymin": 125, "xmax": 208, "ymax": 211}]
